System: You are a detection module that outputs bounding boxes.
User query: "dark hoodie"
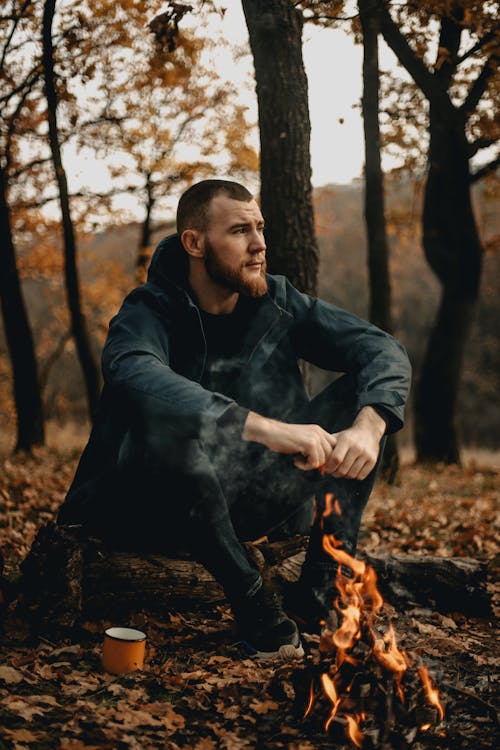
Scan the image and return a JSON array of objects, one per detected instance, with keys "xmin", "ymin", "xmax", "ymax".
[{"xmin": 57, "ymin": 234, "xmax": 411, "ymax": 526}]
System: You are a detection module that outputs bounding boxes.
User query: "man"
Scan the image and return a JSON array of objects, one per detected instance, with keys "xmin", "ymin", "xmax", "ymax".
[{"xmin": 58, "ymin": 180, "xmax": 411, "ymax": 660}]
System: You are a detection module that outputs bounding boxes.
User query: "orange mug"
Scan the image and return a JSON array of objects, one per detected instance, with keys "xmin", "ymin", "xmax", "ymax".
[{"xmin": 102, "ymin": 627, "xmax": 146, "ymax": 674}]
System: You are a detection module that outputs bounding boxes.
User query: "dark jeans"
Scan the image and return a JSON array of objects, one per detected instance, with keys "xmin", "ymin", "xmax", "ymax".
[{"xmin": 95, "ymin": 375, "xmax": 383, "ymax": 603}]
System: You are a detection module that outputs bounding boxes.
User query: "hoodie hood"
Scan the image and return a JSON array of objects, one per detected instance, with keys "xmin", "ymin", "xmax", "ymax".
[{"xmin": 147, "ymin": 233, "xmax": 188, "ymax": 291}]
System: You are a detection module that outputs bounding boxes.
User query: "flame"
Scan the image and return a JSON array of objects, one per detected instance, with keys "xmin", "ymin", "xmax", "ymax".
[
  {"xmin": 418, "ymin": 666, "xmax": 445, "ymax": 721},
  {"xmin": 321, "ymin": 673, "xmax": 341, "ymax": 731},
  {"xmin": 333, "ymin": 604, "xmax": 362, "ymax": 650},
  {"xmin": 345, "ymin": 714, "xmax": 364, "ymax": 747},
  {"xmin": 323, "ymin": 535, "xmax": 366, "ymax": 578},
  {"xmin": 304, "ymin": 679, "xmax": 315, "ymax": 718},
  {"xmin": 420, "ymin": 723, "xmax": 432, "ymax": 731},
  {"xmin": 321, "ymin": 493, "xmax": 342, "ymax": 517},
  {"xmin": 312, "ymin": 496, "xmax": 443, "ymax": 739},
  {"xmin": 372, "ymin": 624, "xmax": 408, "ymax": 703}
]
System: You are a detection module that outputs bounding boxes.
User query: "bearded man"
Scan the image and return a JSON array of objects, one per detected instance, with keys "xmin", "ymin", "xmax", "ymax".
[{"xmin": 58, "ymin": 180, "xmax": 411, "ymax": 660}]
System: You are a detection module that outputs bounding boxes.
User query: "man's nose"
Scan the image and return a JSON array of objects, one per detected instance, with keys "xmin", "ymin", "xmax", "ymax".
[{"xmin": 249, "ymin": 229, "xmax": 266, "ymax": 253}]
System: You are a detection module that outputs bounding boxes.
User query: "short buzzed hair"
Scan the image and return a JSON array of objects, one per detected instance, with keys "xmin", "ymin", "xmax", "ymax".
[{"xmin": 176, "ymin": 179, "xmax": 253, "ymax": 235}]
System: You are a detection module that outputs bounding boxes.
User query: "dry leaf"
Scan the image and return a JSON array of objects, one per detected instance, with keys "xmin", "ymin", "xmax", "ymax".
[
  {"xmin": 2, "ymin": 728, "xmax": 40, "ymax": 742},
  {"xmin": 249, "ymin": 698, "xmax": 280, "ymax": 715},
  {"xmin": 0, "ymin": 665, "xmax": 24, "ymax": 684},
  {"xmin": 2, "ymin": 697, "xmax": 46, "ymax": 721}
]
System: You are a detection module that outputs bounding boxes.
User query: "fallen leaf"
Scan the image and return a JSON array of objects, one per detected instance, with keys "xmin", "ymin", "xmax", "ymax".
[
  {"xmin": 249, "ymin": 698, "xmax": 280, "ymax": 715},
  {"xmin": 2, "ymin": 728, "xmax": 40, "ymax": 742},
  {"xmin": 2, "ymin": 696, "xmax": 46, "ymax": 720},
  {"xmin": 0, "ymin": 665, "xmax": 24, "ymax": 684}
]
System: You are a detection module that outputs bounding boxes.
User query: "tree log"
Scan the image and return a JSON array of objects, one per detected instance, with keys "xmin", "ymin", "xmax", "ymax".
[{"xmin": 15, "ymin": 523, "xmax": 491, "ymax": 634}]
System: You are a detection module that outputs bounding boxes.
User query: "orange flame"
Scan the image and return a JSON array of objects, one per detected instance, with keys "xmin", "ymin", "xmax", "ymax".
[
  {"xmin": 372, "ymin": 624, "xmax": 408, "ymax": 702},
  {"xmin": 315, "ymin": 497, "xmax": 443, "ymax": 738},
  {"xmin": 322, "ymin": 494, "xmax": 342, "ymax": 517},
  {"xmin": 333, "ymin": 604, "xmax": 362, "ymax": 650},
  {"xmin": 321, "ymin": 673, "xmax": 341, "ymax": 731},
  {"xmin": 418, "ymin": 666, "xmax": 445, "ymax": 721},
  {"xmin": 304, "ymin": 679, "xmax": 315, "ymax": 718},
  {"xmin": 345, "ymin": 714, "xmax": 364, "ymax": 747},
  {"xmin": 323, "ymin": 535, "xmax": 366, "ymax": 578}
]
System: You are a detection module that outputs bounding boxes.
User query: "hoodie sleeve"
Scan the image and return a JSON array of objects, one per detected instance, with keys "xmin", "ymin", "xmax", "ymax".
[
  {"xmin": 285, "ymin": 280, "xmax": 412, "ymax": 433},
  {"xmin": 101, "ymin": 287, "xmax": 242, "ymax": 443}
]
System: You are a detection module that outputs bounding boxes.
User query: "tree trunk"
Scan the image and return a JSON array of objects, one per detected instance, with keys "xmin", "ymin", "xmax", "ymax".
[
  {"xmin": 374, "ymin": 5, "xmax": 486, "ymax": 465},
  {"xmin": 359, "ymin": 0, "xmax": 399, "ymax": 481},
  {"xmin": 241, "ymin": 0, "xmax": 318, "ymax": 295},
  {"xmin": 0, "ymin": 168, "xmax": 45, "ymax": 451},
  {"xmin": 42, "ymin": 0, "xmax": 101, "ymax": 420},
  {"xmin": 415, "ymin": 116, "xmax": 482, "ymax": 463},
  {"xmin": 136, "ymin": 173, "xmax": 155, "ymax": 284}
]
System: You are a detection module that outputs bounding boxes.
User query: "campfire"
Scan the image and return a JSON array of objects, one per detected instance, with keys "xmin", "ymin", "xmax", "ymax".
[{"xmin": 299, "ymin": 494, "xmax": 445, "ymax": 747}]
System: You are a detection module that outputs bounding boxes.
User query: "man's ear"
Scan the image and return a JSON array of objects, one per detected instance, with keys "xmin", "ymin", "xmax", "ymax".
[{"xmin": 181, "ymin": 229, "xmax": 205, "ymax": 259}]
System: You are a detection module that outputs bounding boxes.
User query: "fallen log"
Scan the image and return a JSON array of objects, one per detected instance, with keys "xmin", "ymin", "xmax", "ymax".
[{"xmin": 15, "ymin": 523, "xmax": 491, "ymax": 633}]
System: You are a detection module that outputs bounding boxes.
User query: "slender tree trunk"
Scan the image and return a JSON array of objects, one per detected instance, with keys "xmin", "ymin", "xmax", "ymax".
[
  {"xmin": 136, "ymin": 174, "xmax": 155, "ymax": 284},
  {"xmin": 0, "ymin": 168, "xmax": 45, "ymax": 451},
  {"xmin": 42, "ymin": 0, "xmax": 100, "ymax": 419},
  {"xmin": 415, "ymin": 116, "xmax": 482, "ymax": 463},
  {"xmin": 359, "ymin": 0, "xmax": 398, "ymax": 481},
  {"xmin": 241, "ymin": 0, "xmax": 318, "ymax": 294}
]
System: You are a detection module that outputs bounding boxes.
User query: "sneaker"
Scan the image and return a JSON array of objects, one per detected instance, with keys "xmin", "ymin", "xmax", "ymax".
[{"xmin": 232, "ymin": 582, "xmax": 304, "ymax": 660}]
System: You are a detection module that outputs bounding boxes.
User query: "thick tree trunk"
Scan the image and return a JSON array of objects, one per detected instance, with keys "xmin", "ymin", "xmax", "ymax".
[
  {"xmin": 375, "ymin": 6, "xmax": 485, "ymax": 465},
  {"xmin": 359, "ymin": 0, "xmax": 399, "ymax": 481},
  {"xmin": 241, "ymin": 0, "xmax": 318, "ymax": 295},
  {"xmin": 42, "ymin": 0, "xmax": 101, "ymax": 419},
  {"xmin": 415, "ymin": 117, "xmax": 482, "ymax": 463},
  {"xmin": 0, "ymin": 168, "xmax": 45, "ymax": 451},
  {"xmin": 15, "ymin": 524, "xmax": 491, "ymax": 633}
]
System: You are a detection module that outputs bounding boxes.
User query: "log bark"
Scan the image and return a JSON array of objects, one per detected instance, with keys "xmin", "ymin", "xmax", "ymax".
[{"xmin": 16, "ymin": 524, "xmax": 490, "ymax": 634}]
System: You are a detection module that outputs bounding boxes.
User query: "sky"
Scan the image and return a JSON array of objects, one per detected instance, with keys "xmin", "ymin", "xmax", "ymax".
[
  {"xmin": 62, "ymin": 2, "xmax": 415, "ymax": 225},
  {"xmin": 66, "ymin": 4, "xmax": 375, "ymax": 209}
]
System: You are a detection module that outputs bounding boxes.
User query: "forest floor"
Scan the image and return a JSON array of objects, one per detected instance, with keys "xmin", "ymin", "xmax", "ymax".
[{"xmin": 0, "ymin": 448, "xmax": 498, "ymax": 750}]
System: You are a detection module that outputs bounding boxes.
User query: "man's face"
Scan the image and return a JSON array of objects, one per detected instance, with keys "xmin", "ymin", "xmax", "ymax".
[{"xmin": 201, "ymin": 195, "xmax": 267, "ymax": 298}]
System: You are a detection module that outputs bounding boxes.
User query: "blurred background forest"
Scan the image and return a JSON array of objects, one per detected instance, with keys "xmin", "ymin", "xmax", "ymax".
[{"xmin": 1, "ymin": 0, "xmax": 499, "ymax": 467}]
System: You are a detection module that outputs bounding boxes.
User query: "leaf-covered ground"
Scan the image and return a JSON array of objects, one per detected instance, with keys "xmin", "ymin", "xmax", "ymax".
[{"xmin": 0, "ymin": 448, "xmax": 498, "ymax": 750}]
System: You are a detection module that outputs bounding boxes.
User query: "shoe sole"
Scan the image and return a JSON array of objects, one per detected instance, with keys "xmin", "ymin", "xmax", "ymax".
[{"xmin": 241, "ymin": 641, "xmax": 305, "ymax": 661}]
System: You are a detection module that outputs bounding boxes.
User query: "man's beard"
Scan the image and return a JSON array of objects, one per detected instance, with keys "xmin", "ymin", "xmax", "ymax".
[{"xmin": 204, "ymin": 239, "xmax": 268, "ymax": 298}]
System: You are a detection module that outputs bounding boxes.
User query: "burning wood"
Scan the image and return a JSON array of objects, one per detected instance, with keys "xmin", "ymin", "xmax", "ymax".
[{"xmin": 296, "ymin": 493, "xmax": 445, "ymax": 747}]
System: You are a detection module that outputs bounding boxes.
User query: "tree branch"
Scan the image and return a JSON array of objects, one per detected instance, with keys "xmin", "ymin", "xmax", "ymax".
[
  {"xmin": 461, "ymin": 55, "xmax": 499, "ymax": 117},
  {"xmin": 375, "ymin": 0, "xmax": 455, "ymax": 119},
  {"xmin": 10, "ymin": 156, "xmax": 52, "ymax": 180},
  {"xmin": 0, "ymin": 0, "xmax": 33, "ymax": 72},
  {"xmin": 470, "ymin": 155, "xmax": 500, "ymax": 183},
  {"xmin": 0, "ymin": 64, "xmax": 42, "ymax": 105},
  {"xmin": 16, "ymin": 184, "xmax": 141, "ymax": 210},
  {"xmin": 468, "ymin": 137, "xmax": 498, "ymax": 158},
  {"xmin": 456, "ymin": 30, "xmax": 496, "ymax": 65}
]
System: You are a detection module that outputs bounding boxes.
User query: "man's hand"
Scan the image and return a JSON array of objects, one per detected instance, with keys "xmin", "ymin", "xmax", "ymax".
[
  {"xmin": 322, "ymin": 406, "xmax": 386, "ymax": 480},
  {"xmin": 242, "ymin": 406, "xmax": 386, "ymax": 480},
  {"xmin": 242, "ymin": 412, "xmax": 337, "ymax": 471}
]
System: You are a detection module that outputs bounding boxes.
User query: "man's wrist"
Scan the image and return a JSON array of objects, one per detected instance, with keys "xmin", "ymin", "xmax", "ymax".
[
  {"xmin": 353, "ymin": 405, "xmax": 387, "ymax": 440},
  {"xmin": 242, "ymin": 411, "xmax": 272, "ymax": 443}
]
